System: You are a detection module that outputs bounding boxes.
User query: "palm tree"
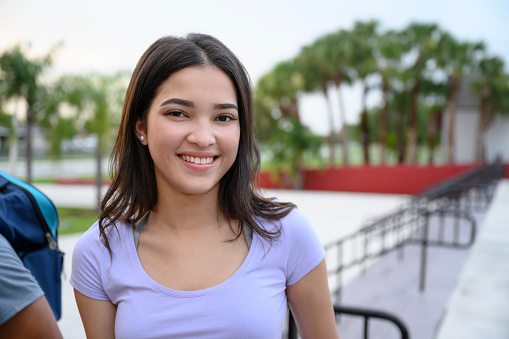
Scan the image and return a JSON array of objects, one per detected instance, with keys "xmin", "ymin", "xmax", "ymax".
[
  {"xmin": 86, "ymin": 72, "xmax": 128, "ymax": 210},
  {"xmin": 0, "ymin": 44, "xmax": 57, "ymax": 183},
  {"xmin": 314, "ymin": 29, "xmax": 355, "ymax": 166},
  {"xmin": 296, "ymin": 45, "xmax": 337, "ymax": 166},
  {"xmin": 419, "ymin": 78, "xmax": 447, "ymax": 165},
  {"xmin": 255, "ymin": 59, "xmax": 322, "ymax": 188},
  {"xmin": 397, "ymin": 23, "xmax": 443, "ymax": 164},
  {"xmin": 55, "ymin": 72, "xmax": 128, "ymax": 210},
  {"xmin": 375, "ymin": 30, "xmax": 406, "ymax": 164},
  {"xmin": 256, "ymin": 59, "xmax": 304, "ymax": 122},
  {"xmin": 255, "ymin": 59, "xmax": 304, "ymax": 150},
  {"xmin": 350, "ymin": 20, "xmax": 379, "ymax": 165},
  {"xmin": 436, "ymin": 33, "xmax": 484, "ymax": 163},
  {"xmin": 390, "ymin": 90, "xmax": 410, "ymax": 164}
]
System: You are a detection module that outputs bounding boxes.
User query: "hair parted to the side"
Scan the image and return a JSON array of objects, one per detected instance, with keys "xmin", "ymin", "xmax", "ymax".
[{"xmin": 99, "ymin": 33, "xmax": 295, "ymax": 253}]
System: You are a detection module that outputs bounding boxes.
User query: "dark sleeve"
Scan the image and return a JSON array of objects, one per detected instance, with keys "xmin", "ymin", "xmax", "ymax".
[{"xmin": 0, "ymin": 234, "xmax": 44, "ymax": 325}]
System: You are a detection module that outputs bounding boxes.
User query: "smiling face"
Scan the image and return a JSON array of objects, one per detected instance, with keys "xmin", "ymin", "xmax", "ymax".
[{"xmin": 135, "ymin": 65, "xmax": 240, "ymax": 199}]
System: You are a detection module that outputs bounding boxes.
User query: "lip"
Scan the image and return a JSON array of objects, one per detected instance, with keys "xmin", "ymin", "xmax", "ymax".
[{"xmin": 177, "ymin": 152, "xmax": 219, "ymax": 170}]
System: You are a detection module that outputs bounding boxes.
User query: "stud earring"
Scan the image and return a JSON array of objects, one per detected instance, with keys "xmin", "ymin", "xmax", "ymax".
[{"xmin": 140, "ymin": 135, "xmax": 145, "ymax": 141}]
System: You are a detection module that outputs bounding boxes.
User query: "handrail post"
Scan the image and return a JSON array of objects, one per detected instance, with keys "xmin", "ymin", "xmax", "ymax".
[
  {"xmin": 419, "ymin": 211, "xmax": 429, "ymax": 292},
  {"xmin": 287, "ymin": 312, "xmax": 298, "ymax": 339},
  {"xmin": 337, "ymin": 242, "xmax": 343, "ymax": 302}
]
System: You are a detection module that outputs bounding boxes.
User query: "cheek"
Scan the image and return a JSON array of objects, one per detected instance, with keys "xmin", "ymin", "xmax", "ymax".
[{"xmin": 228, "ymin": 130, "xmax": 241, "ymax": 159}]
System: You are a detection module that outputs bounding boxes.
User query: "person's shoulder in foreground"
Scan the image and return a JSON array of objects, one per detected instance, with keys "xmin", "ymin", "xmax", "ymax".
[{"xmin": 0, "ymin": 234, "xmax": 62, "ymax": 339}]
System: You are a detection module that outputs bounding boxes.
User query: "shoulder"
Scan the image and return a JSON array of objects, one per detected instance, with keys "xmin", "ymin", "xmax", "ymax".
[
  {"xmin": 70, "ymin": 219, "xmax": 127, "ymax": 300},
  {"xmin": 255, "ymin": 207, "xmax": 319, "ymax": 246},
  {"xmin": 72, "ymin": 221, "xmax": 105, "ymax": 259},
  {"xmin": 0, "ymin": 235, "xmax": 42, "ymax": 287},
  {"xmin": 71, "ymin": 221, "xmax": 107, "ymax": 282},
  {"xmin": 71, "ymin": 219, "xmax": 129, "ymax": 275},
  {"xmin": 279, "ymin": 208, "xmax": 318, "ymax": 242},
  {"xmin": 276, "ymin": 208, "xmax": 325, "ymax": 286},
  {"xmin": 73, "ymin": 219, "xmax": 125, "ymax": 258}
]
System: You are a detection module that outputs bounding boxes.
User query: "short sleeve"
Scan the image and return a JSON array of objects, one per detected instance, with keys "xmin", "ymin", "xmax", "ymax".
[
  {"xmin": 283, "ymin": 209, "xmax": 325, "ymax": 286},
  {"xmin": 0, "ymin": 234, "xmax": 44, "ymax": 325},
  {"xmin": 70, "ymin": 221, "xmax": 110, "ymax": 300}
]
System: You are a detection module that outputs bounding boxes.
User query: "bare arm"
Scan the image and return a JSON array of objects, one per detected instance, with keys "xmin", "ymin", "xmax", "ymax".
[
  {"xmin": 286, "ymin": 259, "xmax": 340, "ymax": 339},
  {"xmin": 74, "ymin": 289, "xmax": 117, "ymax": 339},
  {"xmin": 0, "ymin": 295, "xmax": 63, "ymax": 339}
]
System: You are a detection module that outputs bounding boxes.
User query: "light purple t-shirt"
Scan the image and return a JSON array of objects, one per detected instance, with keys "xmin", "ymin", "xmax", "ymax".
[{"xmin": 70, "ymin": 208, "xmax": 324, "ymax": 338}]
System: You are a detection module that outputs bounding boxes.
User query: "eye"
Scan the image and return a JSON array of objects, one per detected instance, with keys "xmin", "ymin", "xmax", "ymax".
[
  {"xmin": 164, "ymin": 111, "xmax": 186, "ymax": 118},
  {"xmin": 217, "ymin": 115, "xmax": 236, "ymax": 122}
]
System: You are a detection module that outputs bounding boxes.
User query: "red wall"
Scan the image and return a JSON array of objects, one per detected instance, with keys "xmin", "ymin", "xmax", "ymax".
[{"xmin": 259, "ymin": 164, "xmax": 509, "ymax": 195}]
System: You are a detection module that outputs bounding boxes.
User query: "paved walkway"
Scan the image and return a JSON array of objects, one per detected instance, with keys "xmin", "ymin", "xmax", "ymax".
[
  {"xmin": 435, "ymin": 180, "xmax": 509, "ymax": 339},
  {"xmin": 335, "ymin": 212, "xmax": 486, "ymax": 339},
  {"xmin": 334, "ymin": 179, "xmax": 509, "ymax": 339}
]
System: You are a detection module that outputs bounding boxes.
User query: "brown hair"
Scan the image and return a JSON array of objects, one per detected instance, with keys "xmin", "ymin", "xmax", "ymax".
[{"xmin": 99, "ymin": 33, "xmax": 294, "ymax": 253}]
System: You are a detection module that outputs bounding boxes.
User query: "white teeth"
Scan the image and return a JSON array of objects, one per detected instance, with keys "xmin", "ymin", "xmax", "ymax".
[{"xmin": 180, "ymin": 155, "xmax": 214, "ymax": 164}]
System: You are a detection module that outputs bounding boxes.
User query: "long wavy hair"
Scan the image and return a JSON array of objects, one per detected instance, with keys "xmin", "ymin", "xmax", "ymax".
[{"xmin": 99, "ymin": 33, "xmax": 295, "ymax": 253}]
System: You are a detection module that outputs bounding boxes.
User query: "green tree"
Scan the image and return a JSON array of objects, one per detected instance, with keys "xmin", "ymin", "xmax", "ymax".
[
  {"xmin": 0, "ymin": 44, "xmax": 58, "ymax": 182},
  {"xmin": 297, "ymin": 45, "xmax": 337, "ymax": 166},
  {"xmin": 375, "ymin": 30, "xmax": 406, "ymax": 164},
  {"xmin": 256, "ymin": 59, "xmax": 304, "ymax": 122},
  {"xmin": 54, "ymin": 72, "xmax": 128, "ymax": 210},
  {"xmin": 255, "ymin": 59, "xmax": 304, "ymax": 150},
  {"xmin": 419, "ymin": 79, "xmax": 447, "ymax": 165},
  {"xmin": 397, "ymin": 23, "xmax": 443, "ymax": 164},
  {"xmin": 351, "ymin": 20, "xmax": 379, "ymax": 165},
  {"xmin": 86, "ymin": 72, "xmax": 128, "ymax": 210},
  {"xmin": 314, "ymin": 29, "xmax": 355, "ymax": 166},
  {"xmin": 390, "ymin": 90, "xmax": 410, "ymax": 164},
  {"xmin": 267, "ymin": 117, "xmax": 322, "ymax": 188},
  {"xmin": 255, "ymin": 60, "xmax": 323, "ymax": 187}
]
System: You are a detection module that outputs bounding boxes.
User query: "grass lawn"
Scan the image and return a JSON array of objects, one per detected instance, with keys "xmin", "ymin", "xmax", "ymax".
[{"xmin": 57, "ymin": 207, "xmax": 99, "ymax": 235}]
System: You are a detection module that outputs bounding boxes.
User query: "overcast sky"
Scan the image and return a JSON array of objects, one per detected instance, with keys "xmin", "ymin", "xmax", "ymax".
[{"xmin": 1, "ymin": 0, "xmax": 508, "ymax": 134}]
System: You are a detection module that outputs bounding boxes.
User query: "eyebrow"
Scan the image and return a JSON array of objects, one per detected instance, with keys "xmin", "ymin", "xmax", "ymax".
[
  {"xmin": 160, "ymin": 98, "xmax": 194, "ymax": 108},
  {"xmin": 160, "ymin": 98, "xmax": 238, "ymax": 111},
  {"xmin": 214, "ymin": 103, "xmax": 238, "ymax": 111}
]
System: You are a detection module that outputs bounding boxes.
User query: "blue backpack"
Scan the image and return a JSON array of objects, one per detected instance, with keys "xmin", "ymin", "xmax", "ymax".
[{"xmin": 0, "ymin": 170, "xmax": 63, "ymax": 320}]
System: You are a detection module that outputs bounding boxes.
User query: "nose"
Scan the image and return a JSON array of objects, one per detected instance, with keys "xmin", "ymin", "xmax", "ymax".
[{"xmin": 186, "ymin": 119, "xmax": 216, "ymax": 148}]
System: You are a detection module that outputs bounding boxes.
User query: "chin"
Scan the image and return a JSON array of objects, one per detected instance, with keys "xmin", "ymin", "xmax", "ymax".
[{"xmin": 175, "ymin": 183, "xmax": 220, "ymax": 197}]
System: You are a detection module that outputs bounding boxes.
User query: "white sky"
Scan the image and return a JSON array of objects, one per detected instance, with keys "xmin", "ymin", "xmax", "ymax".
[{"xmin": 1, "ymin": 0, "xmax": 508, "ymax": 135}]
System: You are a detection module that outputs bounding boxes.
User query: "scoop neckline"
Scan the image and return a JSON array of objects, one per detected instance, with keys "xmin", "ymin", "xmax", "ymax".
[{"xmin": 125, "ymin": 221, "xmax": 256, "ymax": 298}]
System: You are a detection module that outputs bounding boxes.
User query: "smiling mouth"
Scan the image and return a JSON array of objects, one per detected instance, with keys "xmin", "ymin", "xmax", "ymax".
[{"xmin": 178, "ymin": 155, "xmax": 216, "ymax": 165}]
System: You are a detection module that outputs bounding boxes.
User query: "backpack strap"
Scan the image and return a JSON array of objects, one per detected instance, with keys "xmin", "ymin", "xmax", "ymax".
[
  {"xmin": 243, "ymin": 225, "xmax": 252, "ymax": 249},
  {"xmin": 133, "ymin": 214, "xmax": 148, "ymax": 250}
]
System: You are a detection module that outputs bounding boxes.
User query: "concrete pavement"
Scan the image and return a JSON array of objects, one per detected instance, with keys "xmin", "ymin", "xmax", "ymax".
[{"xmin": 434, "ymin": 180, "xmax": 509, "ymax": 339}]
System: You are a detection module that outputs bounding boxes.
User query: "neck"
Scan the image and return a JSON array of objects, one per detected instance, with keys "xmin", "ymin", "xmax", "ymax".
[{"xmin": 150, "ymin": 187, "xmax": 225, "ymax": 235}]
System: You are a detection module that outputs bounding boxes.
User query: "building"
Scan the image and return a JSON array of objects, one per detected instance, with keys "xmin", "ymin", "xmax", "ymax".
[{"xmin": 441, "ymin": 75, "xmax": 509, "ymax": 164}]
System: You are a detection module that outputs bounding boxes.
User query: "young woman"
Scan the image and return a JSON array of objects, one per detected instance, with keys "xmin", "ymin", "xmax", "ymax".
[{"xmin": 71, "ymin": 33, "xmax": 339, "ymax": 338}]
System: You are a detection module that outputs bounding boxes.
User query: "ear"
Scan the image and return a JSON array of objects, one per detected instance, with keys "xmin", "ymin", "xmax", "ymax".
[{"xmin": 135, "ymin": 118, "xmax": 148, "ymax": 145}]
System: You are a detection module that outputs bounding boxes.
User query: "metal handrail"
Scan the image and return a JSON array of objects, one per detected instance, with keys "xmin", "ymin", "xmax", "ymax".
[
  {"xmin": 334, "ymin": 304, "xmax": 410, "ymax": 339},
  {"xmin": 286, "ymin": 163, "xmax": 504, "ymax": 339},
  {"xmin": 286, "ymin": 304, "xmax": 411, "ymax": 339},
  {"xmin": 324, "ymin": 162, "xmax": 504, "ymax": 299}
]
